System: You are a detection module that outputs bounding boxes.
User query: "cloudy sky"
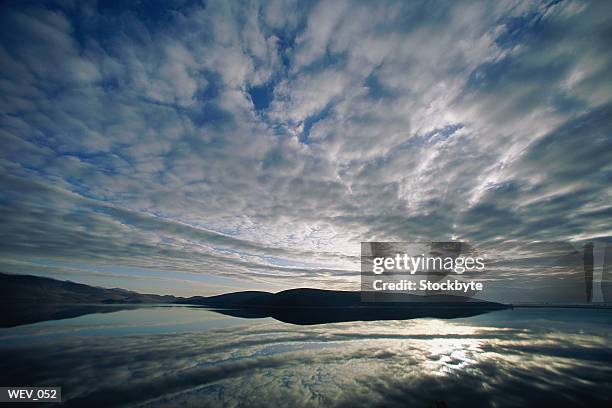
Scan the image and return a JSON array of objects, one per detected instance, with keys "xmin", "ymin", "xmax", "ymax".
[{"xmin": 0, "ymin": 0, "xmax": 611, "ymax": 295}]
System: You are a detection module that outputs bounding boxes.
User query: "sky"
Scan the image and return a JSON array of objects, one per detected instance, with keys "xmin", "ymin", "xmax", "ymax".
[{"xmin": 0, "ymin": 0, "xmax": 611, "ymax": 296}]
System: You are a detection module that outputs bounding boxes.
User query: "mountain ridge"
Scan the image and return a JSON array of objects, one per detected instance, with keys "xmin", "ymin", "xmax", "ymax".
[
  {"xmin": 0, "ymin": 273, "xmax": 510, "ymax": 327},
  {"xmin": 0, "ymin": 272, "xmax": 181, "ymax": 304},
  {"xmin": 1, "ymin": 273, "xmax": 505, "ymax": 308}
]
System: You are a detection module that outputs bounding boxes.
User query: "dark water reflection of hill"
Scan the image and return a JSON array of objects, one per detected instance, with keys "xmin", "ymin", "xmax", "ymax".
[
  {"xmin": 211, "ymin": 304, "xmax": 505, "ymax": 325},
  {"xmin": 0, "ymin": 306, "xmax": 611, "ymax": 407}
]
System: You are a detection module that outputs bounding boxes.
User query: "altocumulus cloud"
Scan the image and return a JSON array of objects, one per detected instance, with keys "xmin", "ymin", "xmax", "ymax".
[{"xmin": 0, "ymin": 0, "xmax": 611, "ymax": 291}]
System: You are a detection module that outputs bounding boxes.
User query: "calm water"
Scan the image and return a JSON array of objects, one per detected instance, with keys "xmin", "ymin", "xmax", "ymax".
[{"xmin": 0, "ymin": 306, "xmax": 611, "ymax": 407}]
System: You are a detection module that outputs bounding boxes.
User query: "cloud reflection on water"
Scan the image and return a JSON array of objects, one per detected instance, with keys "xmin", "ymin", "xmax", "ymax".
[{"xmin": 0, "ymin": 308, "xmax": 610, "ymax": 407}]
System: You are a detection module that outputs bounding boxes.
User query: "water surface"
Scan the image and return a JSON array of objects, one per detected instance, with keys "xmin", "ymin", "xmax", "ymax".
[{"xmin": 0, "ymin": 306, "xmax": 610, "ymax": 407}]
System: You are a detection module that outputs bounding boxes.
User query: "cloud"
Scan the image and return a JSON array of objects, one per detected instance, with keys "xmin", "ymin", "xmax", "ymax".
[
  {"xmin": 0, "ymin": 0, "xmax": 611, "ymax": 293},
  {"xmin": 1, "ymin": 309, "xmax": 611, "ymax": 407}
]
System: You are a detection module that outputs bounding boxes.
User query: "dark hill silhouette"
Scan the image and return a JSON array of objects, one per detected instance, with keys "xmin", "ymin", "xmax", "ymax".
[
  {"xmin": 0, "ymin": 273, "xmax": 180, "ymax": 304},
  {"xmin": 181, "ymin": 291, "xmax": 271, "ymax": 306},
  {"xmin": 0, "ymin": 273, "xmax": 181, "ymax": 327},
  {"xmin": 180, "ymin": 288, "xmax": 510, "ymax": 324},
  {"xmin": 1, "ymin": 273, "xmax": 509, "ymax": 327},
  {"xmin": 177, "ymin": 288, "xmax": 367, "ymax": 308},
  {"xmin": 253, "ymin": 288, "xmax": 361, "ymax": 307},
  {"xmin": 179, "ymin": 287, "xmax": 492, "ymax": 308}
]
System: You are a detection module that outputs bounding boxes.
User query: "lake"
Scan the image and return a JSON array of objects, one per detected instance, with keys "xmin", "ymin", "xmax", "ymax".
[{"xmin": 1, "ymin": 306, "xmax": 611, "ymax": 407}]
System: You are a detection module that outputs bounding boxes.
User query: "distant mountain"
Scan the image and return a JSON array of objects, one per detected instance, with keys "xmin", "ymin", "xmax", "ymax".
[
  {"xmin": 179, "ymin": 287, "xmax": 503, "ymax": 308},
  {"xmin": 1, "ymin": 273, "xmax": 509, "ymax": 310},
  {"xmin": 0, "ymin": 273, "xmax": 184, "ymax": 327},
  {"xmin": 0, "ymin": 273, "xmax": 181, "ymax": 305},
  {"xmin": 181, "ymin": 291, "xmax": 271, "ymax": 307},
  {"xmin": 178, "ymin": 288, "xmax": 367, "ymax": 307},
  {"xmin": 0, "ymin": 273, "xmax": 510, "ymax": 327},
  {"xmin": 179, "ymin": 288, "xmax": 510, "ymax": 325}
]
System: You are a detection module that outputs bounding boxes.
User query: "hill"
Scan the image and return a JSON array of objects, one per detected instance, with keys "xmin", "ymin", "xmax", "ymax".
[
  {"xmin": 0, "ymin": 273, "xmax": 180, "ymax": 304},
  {"xmin": 1, "ymin": 273, "xmax": 510, "ymax": 327}
]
